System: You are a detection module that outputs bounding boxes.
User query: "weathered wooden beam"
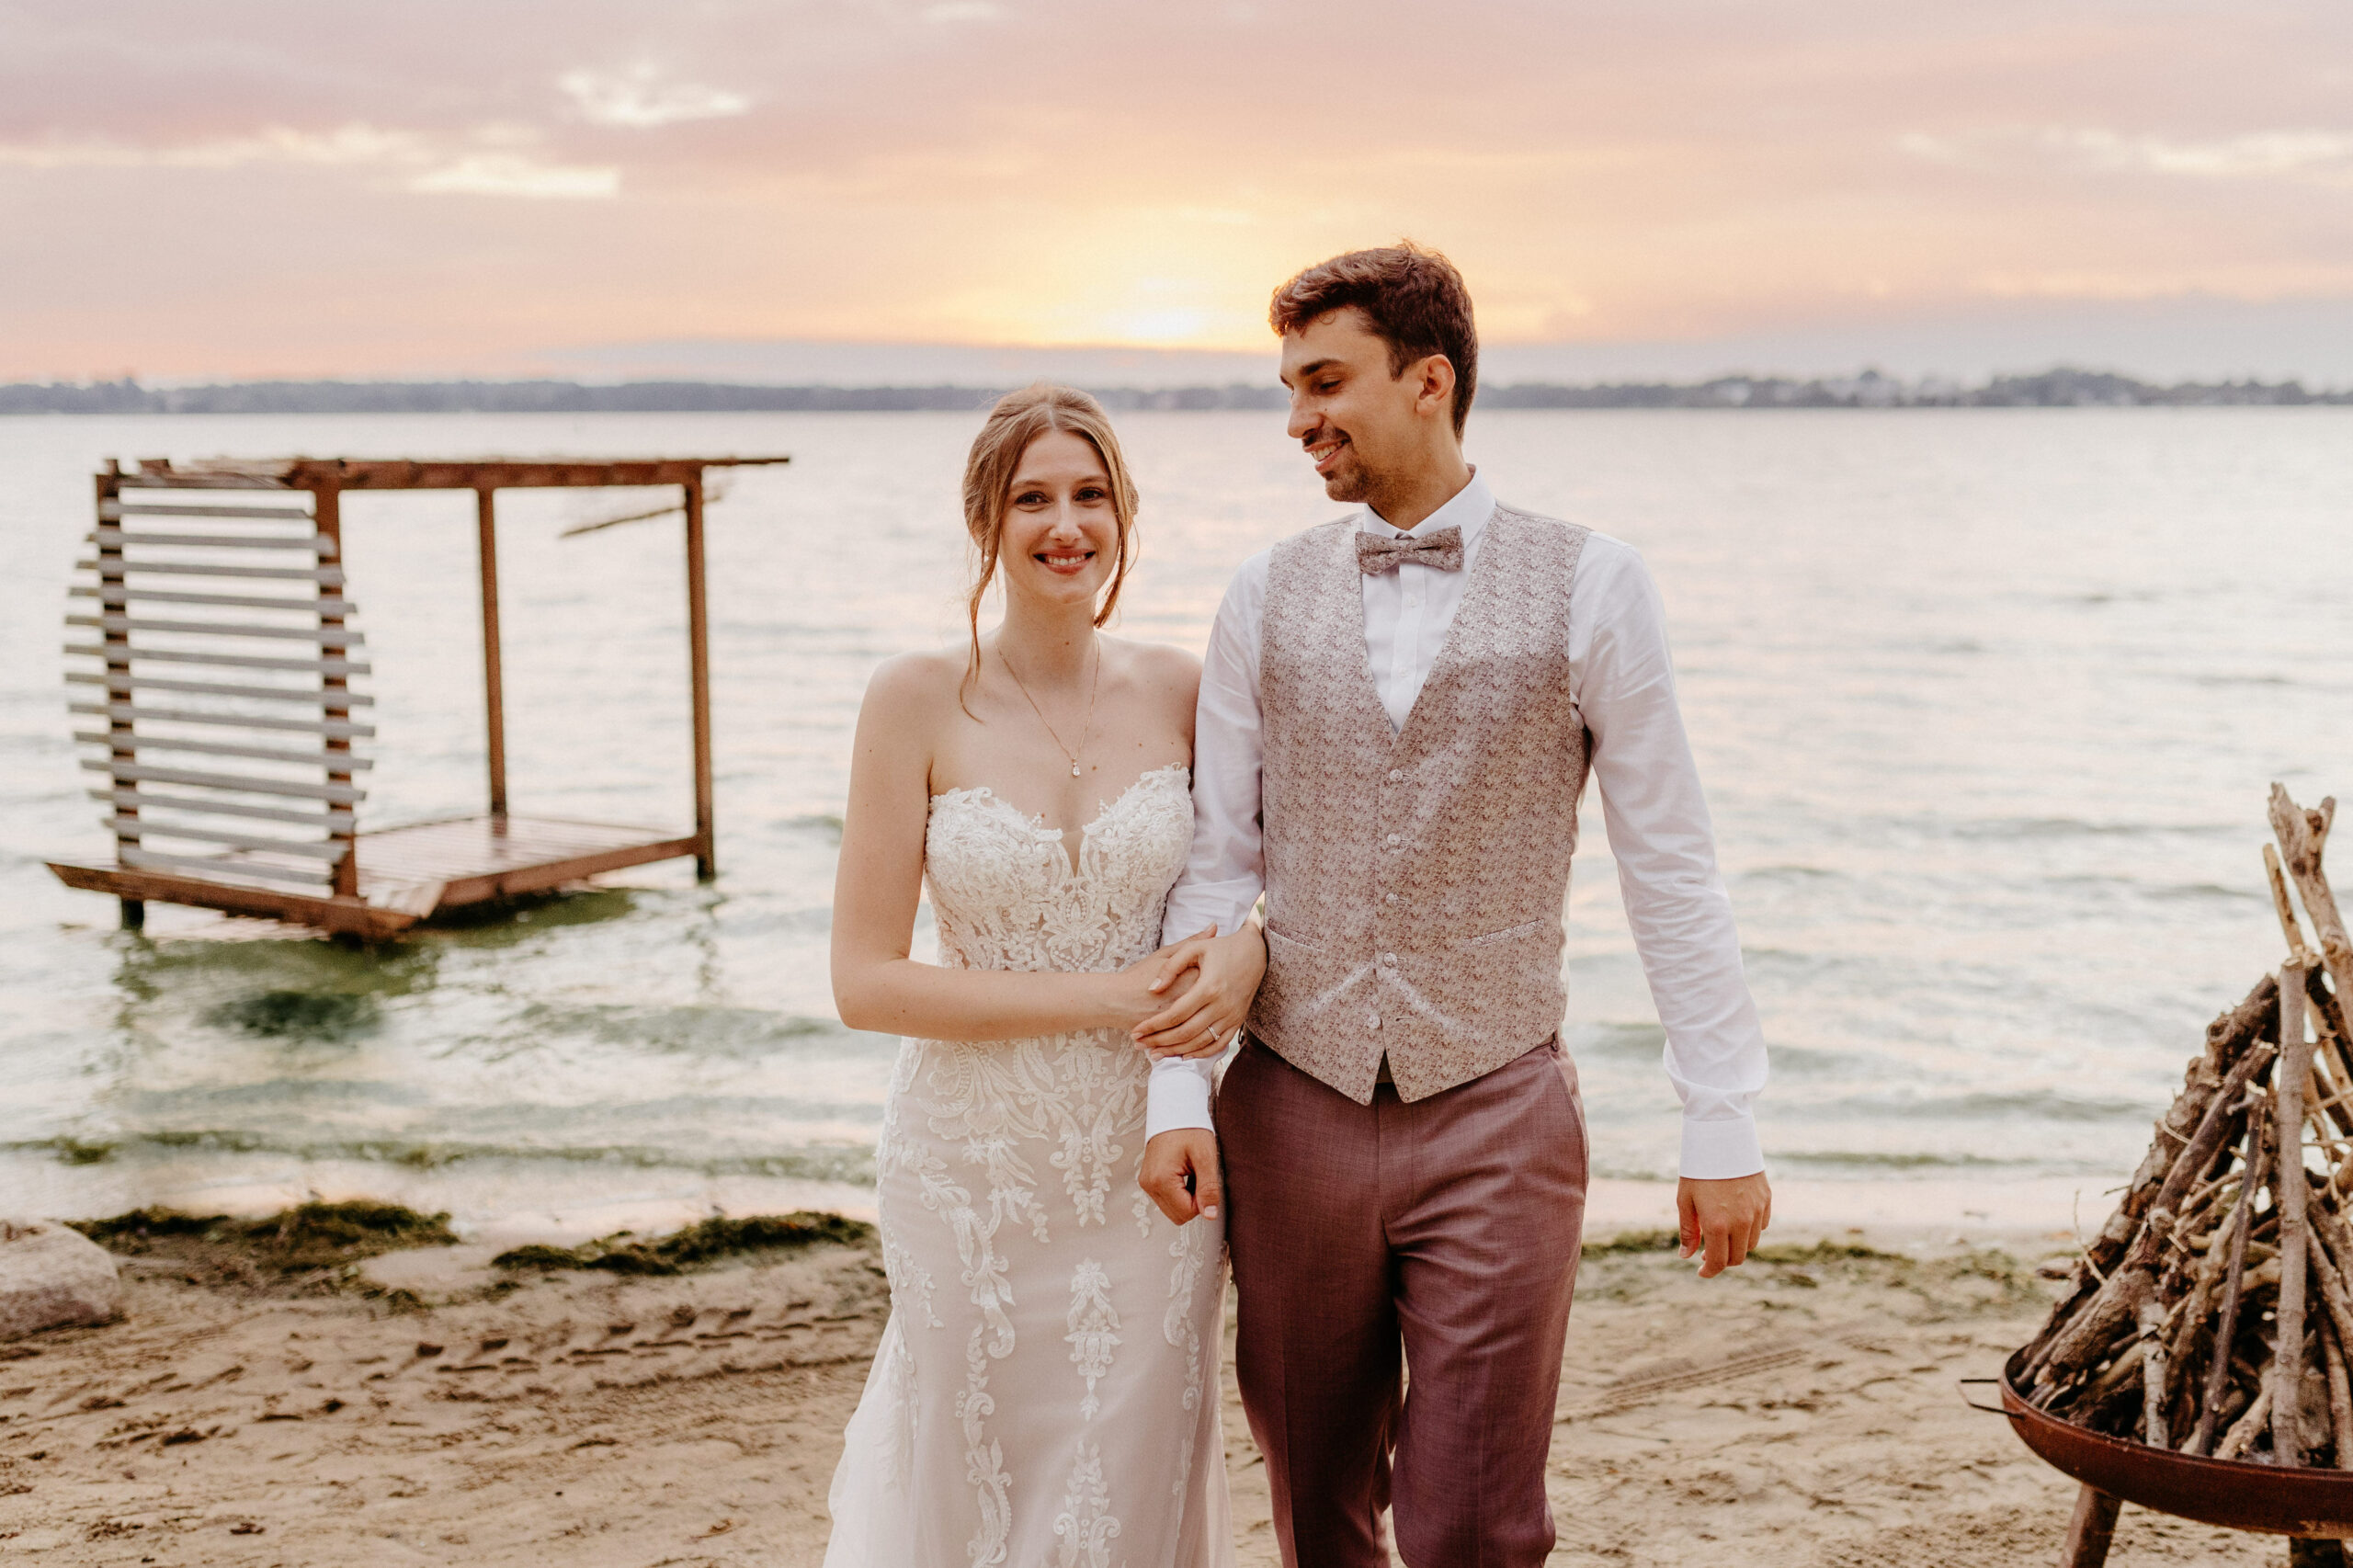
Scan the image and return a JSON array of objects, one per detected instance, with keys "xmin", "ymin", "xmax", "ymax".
[
  {"xmin": 74, "ymin": 558, "xmax": 346, "ymax": 584},
  {"xmin": 66, "ymin": 613, "xmax": 364, "ymax": 645},
  {"xmin": 313, "ymin": 483, "xmax": 360, "ymax": 900},
  {"xmin": 120, "ymin": 846, "xmax": 331, "ymax": 886},
  {"xmin": 74, "ymin": 732, "xmax": 376, "ymax": 769},
  {"xmin": 65, "ymin": 670, "xmax": 374, "ymax": 705},
  {"xmin": 46, "ymin": 860, "xmax": 416, "ymax": 938},
  {"xmin": 70, "ymin": 702, "xmax": 375, "ymax": 739},
  {"xmin": 108, "ymin": 817, "xmax": 347, "ymax": 860},
  {"xmin": 90, "ymin": 528, "xmax": 334, "ymax": 554},
  {"xmin": 63, "ymin": 645, "xmax": 373, "ymax": 676},
  {"xmin": 104, "ymin": 502, "xmax": 314, "ymax": 521},
  {"xmin": 71, "ymin": 584, "xmax": 357, "ymax": 616},
  {"xmin": 476, "ymin": 486, "xmax": 507, "ymax": 817},
  {"xmin": 684, "ymin": 476, "xmax": 714, "ymax": 880},
  {"xmin": 80, "ymin": 759, "xmax": 366, "ymax": 803},
  {"xmin": 96, "ymin": 463, "xmax": 136, "ymax": 924},
  {"xmin": 86, "ymin": 788, "xmax": 355, "ymax": 831}
]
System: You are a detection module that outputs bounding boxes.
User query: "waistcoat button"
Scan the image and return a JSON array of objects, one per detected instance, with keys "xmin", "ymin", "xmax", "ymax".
[
  {"xmin": 1382, "ymin": 952, "xmax": 1398, "ymax": 967},
  {"xmin": 1387, "ymin": 768, "xmax": 1404, "ymax": 783},
  {"xmin": 1367, "ymin": 1012, "xmax": 1381, "ymax": 1031},
  {"xmin": 1385, "ymin": 833, "xmax": 1401, "ymax": 846},
  {"xmin": 1384, "ymin": 892, "xmax": 1397, "ymax": 904}
]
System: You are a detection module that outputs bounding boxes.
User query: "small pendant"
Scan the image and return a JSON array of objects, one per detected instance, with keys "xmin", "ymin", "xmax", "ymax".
[{"xmin": 1071, "ymin": 762, "xmax": 1082, "ymax": 778}]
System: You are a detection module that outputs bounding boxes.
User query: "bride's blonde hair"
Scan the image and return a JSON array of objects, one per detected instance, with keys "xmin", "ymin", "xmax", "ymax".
[{"xmin": 960, "ymin": 383, "xmax": 1140, "ymax": 704}]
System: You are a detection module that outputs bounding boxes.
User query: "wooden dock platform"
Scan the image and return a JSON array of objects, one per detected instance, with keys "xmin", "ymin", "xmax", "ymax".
[
  {"xmin": 48, "ymin": 453, "xmax": 787, "ymax": 936},
  {"xmin": 51, "ymin": 813, "xmax": 699, "ymax": 939}
]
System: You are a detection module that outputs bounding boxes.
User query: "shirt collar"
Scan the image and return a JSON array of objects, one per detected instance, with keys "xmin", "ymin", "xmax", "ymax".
[{"xmin": 1362, "ymin": 467, "xmax": 1494, "ymax": 544}]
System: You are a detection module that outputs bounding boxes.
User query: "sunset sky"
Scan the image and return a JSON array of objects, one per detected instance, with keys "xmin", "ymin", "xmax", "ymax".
[{"xmin": 5, "ymin": 1, "xmax": 2350, "ymax": 383}]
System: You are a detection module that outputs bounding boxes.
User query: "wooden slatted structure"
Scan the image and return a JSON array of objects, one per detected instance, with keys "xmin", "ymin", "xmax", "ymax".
[{"xmin": 48, "ymin": 454, "xmax": 787, "ymax": 938}]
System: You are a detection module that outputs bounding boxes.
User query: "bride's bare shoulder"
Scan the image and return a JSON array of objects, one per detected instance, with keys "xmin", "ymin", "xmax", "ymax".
[
  {"xmin": 859, "ymin": 649, "xmax": 967, "ymax": 721},
  {"xmin": 1104, "ymin": 636, "xmax": 1201, "ymax": 706}
]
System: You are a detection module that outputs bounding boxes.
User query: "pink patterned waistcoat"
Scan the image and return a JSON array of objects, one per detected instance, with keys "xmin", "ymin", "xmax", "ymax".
[{"xmin": 1247, "ymin": 505, "xmax": 1593, "ymax": 1105}]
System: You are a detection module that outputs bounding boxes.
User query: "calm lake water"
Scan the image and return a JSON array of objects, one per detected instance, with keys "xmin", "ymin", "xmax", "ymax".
[{"xmin": 3, "ymin": 408, "xmax": 2349, "ymax": 1239}]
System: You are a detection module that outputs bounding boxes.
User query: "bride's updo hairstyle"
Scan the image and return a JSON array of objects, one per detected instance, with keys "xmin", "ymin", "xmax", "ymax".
[{"xmin": 959, "ymin": 382, "xmax": 1141, "ymax": 702}]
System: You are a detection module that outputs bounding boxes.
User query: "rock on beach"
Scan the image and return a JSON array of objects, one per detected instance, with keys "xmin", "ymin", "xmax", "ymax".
[{"xmin": 0, "ymin": 1218, "xmax": 120, "ymax": 1338}]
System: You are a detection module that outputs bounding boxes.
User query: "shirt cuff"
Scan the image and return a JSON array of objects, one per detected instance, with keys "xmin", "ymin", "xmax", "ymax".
[
  {"xmin": 1145, "ymin": 1057, "xmax": 1216, "ymax": 1138},
  {"xmin": 1161, "ymin": 882, "xmax": 1260, "ymax": 949},
  {"xmin": 1678, "ymin": 1114, "xmax": 1765, "ymax": 1181}
]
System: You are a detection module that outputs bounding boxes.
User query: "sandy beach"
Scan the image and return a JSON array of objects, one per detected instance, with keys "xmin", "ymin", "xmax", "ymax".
[{"xmin": 0, "ymin": 1214, "xmax": 2288, "ymax": 1567}]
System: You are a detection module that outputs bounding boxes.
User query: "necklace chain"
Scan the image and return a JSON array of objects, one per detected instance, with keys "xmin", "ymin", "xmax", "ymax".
[{"xmin": 1000, "ymin": 638, "xmax": 1100, "ymax": 778}]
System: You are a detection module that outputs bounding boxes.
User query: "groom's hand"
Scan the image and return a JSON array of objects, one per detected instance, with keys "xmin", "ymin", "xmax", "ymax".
[
  {"xmin": 1141, "ymin": 1130, "xmax": 1223, "ymax": 1226},
  {"xmin": 1677, "ymin": 1172, "xmax": 1771, "ymax": 1278}
]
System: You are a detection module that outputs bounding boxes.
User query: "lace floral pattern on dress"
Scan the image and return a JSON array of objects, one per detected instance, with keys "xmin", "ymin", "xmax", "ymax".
[{"xmin": 825, "ymin": 764, "xmax": 1233, "ymax": 1568}]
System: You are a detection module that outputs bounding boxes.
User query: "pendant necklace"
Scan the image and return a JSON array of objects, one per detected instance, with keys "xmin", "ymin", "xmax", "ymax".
[{"xmin": 1002, "ymin": 637, "xmax": 1100, "ymax": 778}]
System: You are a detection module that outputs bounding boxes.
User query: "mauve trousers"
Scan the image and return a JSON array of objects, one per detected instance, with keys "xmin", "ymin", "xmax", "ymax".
[{"xmin": 1218, "ymin": 1036, "xmax": 1587, "ymax": 1568}]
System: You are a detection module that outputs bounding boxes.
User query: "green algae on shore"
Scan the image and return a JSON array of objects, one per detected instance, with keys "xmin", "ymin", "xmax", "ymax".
[
  {"xmin": 492, "ymin": 1211, "xmax": 874, "ymax": 1276},
  {"xmin": 68, "ymin": 1200, "xmax": 458, "ymax": 1291}
]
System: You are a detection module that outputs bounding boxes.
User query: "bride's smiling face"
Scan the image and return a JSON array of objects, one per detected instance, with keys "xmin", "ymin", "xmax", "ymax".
[{"xmin": 997, "ymin": 429, "xmax": 1120, "ymax": 611}]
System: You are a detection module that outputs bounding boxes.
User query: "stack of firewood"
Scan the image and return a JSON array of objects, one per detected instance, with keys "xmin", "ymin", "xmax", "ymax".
[{"xmin": 2020, "ymin": 785, "xmax": 2353, "ymax": 1466}]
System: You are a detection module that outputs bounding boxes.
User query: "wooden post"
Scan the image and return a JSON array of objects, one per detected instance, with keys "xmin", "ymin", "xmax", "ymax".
[
  {"xmin": 2291, "ymin": 1540, "xmax": 2348, "ymax": 1567},
  {"xmin": 683, "ymin": 475, "xmax": 714, "ymax": 880},
  {"xmin": 97, "ymin": 463, "xmax": 141, "ymax": 929},
  {"xmin": 476, "ymin": 486, "xmax": 508, "ymax": 821},
  {"xmin": 315, "ymin": 485, "xmax": 359, "ymax": 901},
  {"xmin": 2061, "ymin": 1486, "xmax": 2120, "ymax": 1568},
  {"xmin": 2281, "ymin": 959, "xmax": 2316, "ymax": 1464}
]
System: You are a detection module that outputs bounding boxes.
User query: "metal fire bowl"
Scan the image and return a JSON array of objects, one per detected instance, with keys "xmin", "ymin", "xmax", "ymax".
[{"xmin": 1998, "ymin": 1348, "xmax": 2353, "ymax": 1539}]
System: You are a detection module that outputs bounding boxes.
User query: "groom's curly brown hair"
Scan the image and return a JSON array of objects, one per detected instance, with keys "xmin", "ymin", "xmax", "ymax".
[{"xmin": 1268, "ymin": 241, "xmax": 1478, "ymax": 437}]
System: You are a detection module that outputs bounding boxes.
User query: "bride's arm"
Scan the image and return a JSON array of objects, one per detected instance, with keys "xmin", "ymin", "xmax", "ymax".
[{"xmin": 830, "ymin": 654, "xmax": 1173, "ymax": 1042}]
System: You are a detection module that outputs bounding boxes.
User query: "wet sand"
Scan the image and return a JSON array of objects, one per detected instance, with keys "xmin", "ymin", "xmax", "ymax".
[{"xmin": 0, "ymin": 1225, "xmax": 2283, "ymax": 1566}]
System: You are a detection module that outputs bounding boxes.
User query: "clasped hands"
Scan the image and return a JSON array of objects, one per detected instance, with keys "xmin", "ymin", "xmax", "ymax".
[
  {"xmin": 1101, "ymin": 925, "xmax": 1261, "ymax": 1229},
  {"xmin": 1103, "ymin": 922, "xmax": 1266, "ymax": 1062}
]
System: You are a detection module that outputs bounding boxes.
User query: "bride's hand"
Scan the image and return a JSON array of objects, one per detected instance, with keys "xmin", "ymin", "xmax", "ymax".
[
  {"xmin": 1092, "ymin": 930, "xmax": 1217, "ymax": 1032},
  {"xmin": 1133, "ymin": 923, "xmax": 1266, "ymax": 1060}
]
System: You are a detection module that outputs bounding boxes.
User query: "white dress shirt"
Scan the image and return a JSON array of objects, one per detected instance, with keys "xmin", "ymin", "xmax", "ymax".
[{"xmin": 1150, "ymin": 471, "xmax": 1770, "ymax": 1179}]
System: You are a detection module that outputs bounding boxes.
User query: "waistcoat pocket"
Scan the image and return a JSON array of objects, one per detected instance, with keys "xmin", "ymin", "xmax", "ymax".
[
  {"xmin": 1460, "ymin": 916, "xmax": 1551, "ymax": 949},
  {"xmin": 1263, "ymin": 923, "xmax": 1325, "ymax": 953}
]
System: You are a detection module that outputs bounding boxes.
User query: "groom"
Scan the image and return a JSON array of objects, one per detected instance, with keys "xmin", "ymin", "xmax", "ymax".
[{"xmin": 1139, "ymin": 243, "xmax": 1771, "ymax": 1567}]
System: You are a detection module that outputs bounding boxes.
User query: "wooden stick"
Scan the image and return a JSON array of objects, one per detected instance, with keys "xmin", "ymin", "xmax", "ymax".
[
  {"xmin": 2274, "ymin": 785, "xmax": 2353, "ymax": 1028},
  {"xmin": 2218, "ymin": 1382, "xmax": 2275, "ymax": 1460},
  {"xmin": 2193, "ymin": 1101, "xmax": 2269, "ymax": 1455},
  {"xmin": 2327, "ymin": 1312, "xmax": 2353, "ymax": 1468},
  {"xmin": 2273, "ymin": 842, "xmax": 2318, "ymax": 960},
  {"xmin": 2139, "ymin": 1294, "xmax": 2171, "ymax": 1447},
  {"xmin": 2162, "ymin": 1187, "xmax": 2244, "ymax": 1420},
  {"xmin": 2279, "ymin": 960, "xmax": 2316, "ymax": 1465},
  {"xmin": 2304, "ymin": 1213, "xmax": 2353, "ymax": 1369}
]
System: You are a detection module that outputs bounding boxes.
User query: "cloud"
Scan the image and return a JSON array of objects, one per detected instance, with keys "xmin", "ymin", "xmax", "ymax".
[
  {"xmin": 0, "ymin": 120, "xmax": 616, "ymax": 199},
  {"xmin": 406, "ymin": 153, "xmax": 620, "ymax": 199},
  {"xmin": 1900, "ymin": 126, "xmax": 2353, "ymax": 185},
  {"xmin": 0, "ymin": 124, "xmax": 426, "ymax": 171},
  {"xmin": 2059, "ymin": 128, "xmax": 2353, "ymax": 180},
  {"xmin": 558, "ymin": 65, "xmax": 751, "ymax": 129}
]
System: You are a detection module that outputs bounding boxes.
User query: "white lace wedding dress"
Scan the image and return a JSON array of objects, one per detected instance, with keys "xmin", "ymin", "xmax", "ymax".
[{"xmin": 824, "ymin": 764, "xmax": 1233, "ymax": 1568}]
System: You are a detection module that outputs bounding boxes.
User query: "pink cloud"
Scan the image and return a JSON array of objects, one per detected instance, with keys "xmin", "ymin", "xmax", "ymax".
[{"xmin": 0, "ymin": 1, "xmax": 2347, "ymax": 377}]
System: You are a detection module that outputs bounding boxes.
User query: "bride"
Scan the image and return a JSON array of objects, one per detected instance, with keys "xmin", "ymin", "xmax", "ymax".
[{"xmin": 824, "ymin": 384, "xmax": 1263, "ymax": 1566}]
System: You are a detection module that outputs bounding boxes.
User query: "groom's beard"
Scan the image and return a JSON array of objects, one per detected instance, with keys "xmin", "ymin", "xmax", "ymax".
[{"xmin": 1317, "ymin": 441, "xmax": 1375, "ymax": 505}]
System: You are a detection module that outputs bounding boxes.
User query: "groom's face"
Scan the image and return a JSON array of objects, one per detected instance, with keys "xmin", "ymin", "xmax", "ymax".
[{"xmin": 1279, "ymin": 306, "xmax": 1427, "ymax": 506}]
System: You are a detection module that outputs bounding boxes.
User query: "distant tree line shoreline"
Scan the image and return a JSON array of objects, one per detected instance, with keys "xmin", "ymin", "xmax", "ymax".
[{"xmin": 2, "ymin": 367, "xmax": 2347, "ymax": 415}]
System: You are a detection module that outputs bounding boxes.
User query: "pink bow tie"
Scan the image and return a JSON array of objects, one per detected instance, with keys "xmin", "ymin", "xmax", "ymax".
[{"xmin": 1356, "ymin": 526, "xmax": 1464, "ymax": 575}]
